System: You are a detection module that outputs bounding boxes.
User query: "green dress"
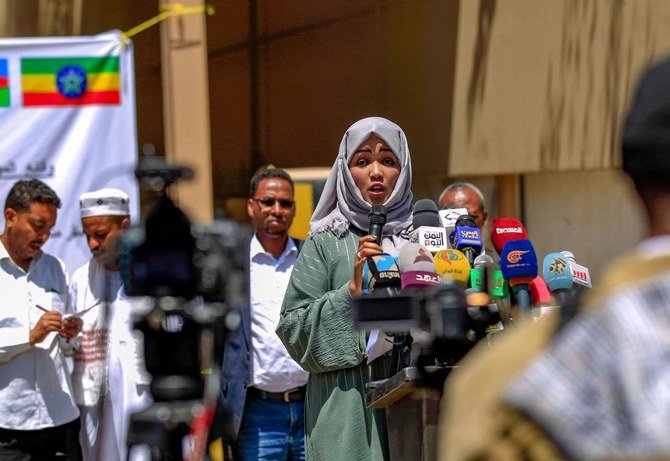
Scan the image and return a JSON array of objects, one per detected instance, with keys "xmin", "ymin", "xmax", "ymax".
[{"xmin": 277, "ymin": 225, "xmax": 396, "ymax": 460}]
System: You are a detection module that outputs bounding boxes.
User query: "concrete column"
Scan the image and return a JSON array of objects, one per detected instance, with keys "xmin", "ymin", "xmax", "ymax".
[
  {"xmin": 495, "ymin": 175, "xmax": 521, "ymax": 220},
  {"xmin": 159, "ymin": 0, "xmax": 213, "ymax": 223}
]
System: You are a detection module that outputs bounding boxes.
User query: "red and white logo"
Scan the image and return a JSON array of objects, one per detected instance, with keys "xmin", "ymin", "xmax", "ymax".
[
  {"xmin": 570, "ymin": 262, "xmax": 592, "ymax": 288},
  {"xmin": 496, "ymin": 227, "xmax": 523, "ymax": 234}
]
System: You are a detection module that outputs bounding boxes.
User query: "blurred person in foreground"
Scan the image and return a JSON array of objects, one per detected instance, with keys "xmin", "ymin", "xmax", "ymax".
[
  {"xmin": 70, "ymin": 188, "xmax": 151, "ymax": 460},
  {"xmin": 0, "ymin": 179, "xmax": 82, "ymax": 459},
  {"xmin": 276, "ymin": 116, "xmax": 414, "ymax": 460},
  {"xmin": 220, "ymin": 168, "xmax": 308, "ymax": 460},
  {"xmin": 439, "ymin": 56, "xmax": 670, "ymax": 460}
]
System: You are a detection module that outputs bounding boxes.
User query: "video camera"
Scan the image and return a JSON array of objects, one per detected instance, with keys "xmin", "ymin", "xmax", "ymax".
[
  {"xmin": 354, "ymin": 282, "xmax": 500, "ymax": 388},
  {"xmin": 120, "ymin": 155, "xmax": 246, "ymax": 458},
  {"xmin": 121, "ymin": 156, "xmax": 246, "ymax": 304}
]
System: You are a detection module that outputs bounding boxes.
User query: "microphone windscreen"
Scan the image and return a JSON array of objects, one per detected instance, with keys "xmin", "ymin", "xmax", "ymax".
[
  {"xmin": 397, "ymin": 242, "xmax": 436, "ymax": 273},
  {"xmin": 560, "ymin": 250, "xmax": 575, "ymax": 262},
  {"xmin": 530, "ymin": 276, "xmax": 552, "ymax": 306},
  {"xmin": 490, "ymin": 218, "xmax": 528, "ymax": 255},
  {"xmin": 412, "ymin": 199, "xmax": 441, "ymax": 228},
  {"xmin": 542, "ymin": 253, "xmax": 573, "ymax": 292},
  {"xmin": 434, "ymin": 249, "xmax": 470, "ymax": 287},
  {"xmin": 455, "ymin": 215, "xmax": 477, "ymax": 228},
  {"xmin": 500, "ymin": 239, "xmax": 538, "ymax": 285},
  {"xmin": 363, "ymin": 253, "xmax": 400, "ymax": 291},
  {"xmin": 368, "ymin": 205, "xmax": 387, "ymax": 227}
]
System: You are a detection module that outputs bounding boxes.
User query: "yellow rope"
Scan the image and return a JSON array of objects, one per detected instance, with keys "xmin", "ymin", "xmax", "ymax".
[{"xmin": 121, "ymin": 3, "xmax": 215, "ymax": 44}]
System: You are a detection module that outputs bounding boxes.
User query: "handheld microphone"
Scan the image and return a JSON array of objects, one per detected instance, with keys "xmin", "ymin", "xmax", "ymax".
[
  {"xmin": 557, "ymin": 251, "xmax": 591, "ymax": 328},
  {"xmin": 490, "ymin": 218, "xmax": 528, "ymax": 255},
  {"xmin": 397, "ymin": 243, "xmax": 440, "ymax": 290},
  {"xmin": 362, "ymin": 253, "xmax": 400, "ymax": 294},
  {"xmin": 434, "ymin": 249, "xmax": 471, "ymax": 287},
  {"xmin": 451, "ymin": 223, "xmax": 483, "ymax": 266},
  {"xmin": 467, "ymin": 254, "xmax": 491, "ymax": 306},
  {"xmin": 542, "ymin": 252, "xmax": 573, "ymax": 305},
  {"xmin": 368, "ymin": 205, "xmax": 387, "ymax": 245},
  {"xmin": 409, "ymin": 199, "xmax": 449, "ymax": 253},
  {"xmin": 470, "ymin": 254, "xmax": 491, "ymax": 293},
  {"xmin": 500, "ymin": 239, "xmax": 538, "ymax": 313},
  {"xmin": 474, "ymin": 253, "xmax": 512, "ymax": 325}
]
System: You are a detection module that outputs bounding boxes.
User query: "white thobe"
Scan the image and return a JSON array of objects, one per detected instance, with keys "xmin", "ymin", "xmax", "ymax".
[{"xmin": 70, "ymin": 259, "xmax": 152, "ymax": 461}]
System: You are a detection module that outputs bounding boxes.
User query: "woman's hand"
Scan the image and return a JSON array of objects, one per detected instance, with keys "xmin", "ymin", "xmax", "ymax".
[{"xmin": 348, "ymin": 235, "xmax": 383, "ymax": 297}]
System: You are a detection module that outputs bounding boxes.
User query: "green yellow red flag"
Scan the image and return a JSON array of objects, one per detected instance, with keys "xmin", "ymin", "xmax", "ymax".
[{"xmin": 21, "ymin": 56, "xmax": 120, "ymax": 106}]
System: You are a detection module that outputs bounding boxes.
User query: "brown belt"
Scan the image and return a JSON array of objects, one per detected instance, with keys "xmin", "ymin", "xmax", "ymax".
[{"xmin": 248, "ymin": 385, "xmax": 306, "ymax": 402}]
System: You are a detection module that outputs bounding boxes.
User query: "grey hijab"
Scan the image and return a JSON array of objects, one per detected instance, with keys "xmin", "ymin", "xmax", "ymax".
[{"xmin": 309, "ymin": 116, "xmax": 414, "ymax": 247}]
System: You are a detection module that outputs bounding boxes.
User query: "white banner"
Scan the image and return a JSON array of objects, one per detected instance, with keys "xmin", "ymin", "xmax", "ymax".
[{"xmin": 0, "ymin": 30, "xmax": 138, "ymax": 274}]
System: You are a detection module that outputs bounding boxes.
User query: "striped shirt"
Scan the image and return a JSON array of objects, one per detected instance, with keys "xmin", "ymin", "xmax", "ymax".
[{"xmin": 506, "ymin": 236, "xmax": 670, "ymax": 460}]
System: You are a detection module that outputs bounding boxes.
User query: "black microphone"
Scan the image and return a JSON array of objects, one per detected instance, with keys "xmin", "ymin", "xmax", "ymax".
[
  {"xmin": 409, "ymin": 199, "xmax": 449, "ymax": 253},
  {"xmin": 368, "ymin": 205, "xmax": 387, "ymax": 245},
  {"xmin": 455, "ymin": 214, "xmax": 477, "ymax": 228},
  {"xmin": 412, "ymin": 199, "xmax": 441, "ymax": 228}
]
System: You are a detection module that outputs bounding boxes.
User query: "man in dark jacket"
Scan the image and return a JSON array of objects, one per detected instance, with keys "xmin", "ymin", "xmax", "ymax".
[{"xmin": 221, "ymin": 168, "xmax": 307, "ymax": 461}]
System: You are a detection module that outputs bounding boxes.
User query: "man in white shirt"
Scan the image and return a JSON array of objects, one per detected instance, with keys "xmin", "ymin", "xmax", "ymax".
[
  {"xmin": 70, "ymin": 188, "xmax": 151, "ymax": 460},
  {"xmin": 0, "ymin": 179, "xmax": 83, "ymax": 459},
  {"xmin": 220, "ymin": 168, "xmax": 308, "ymax": 460}
]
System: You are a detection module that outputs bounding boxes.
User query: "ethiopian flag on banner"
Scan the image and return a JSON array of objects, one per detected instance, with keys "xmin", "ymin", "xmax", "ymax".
[{"xmin": 21, "ymin": 56, "xmax": 120, "ymax": 106}]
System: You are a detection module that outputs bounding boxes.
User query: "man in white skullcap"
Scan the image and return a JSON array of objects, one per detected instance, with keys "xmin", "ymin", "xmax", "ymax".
[{"xmin": 70, "ymin": 188, "xmax": 151, "ymax": 461}]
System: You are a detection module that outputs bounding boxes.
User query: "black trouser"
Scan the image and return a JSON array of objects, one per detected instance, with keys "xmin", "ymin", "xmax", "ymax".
[{"xmin": 0, "ymin": 418, "xmax": 82, "ymax": 461}]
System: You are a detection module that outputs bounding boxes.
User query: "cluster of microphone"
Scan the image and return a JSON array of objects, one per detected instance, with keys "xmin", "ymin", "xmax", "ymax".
[{"xmin": 360, "ymin": 199, "xmax": 592, "ymax": 320}]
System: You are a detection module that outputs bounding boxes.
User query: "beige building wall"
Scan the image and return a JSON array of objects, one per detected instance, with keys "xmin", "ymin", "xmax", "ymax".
[
  {"xmin": 449, "ymin": 0, "xmax": 670, "ymax": 175},
  {"xmin": 524, "ymin": 170, "xmax": 646, "ymax": 280}
]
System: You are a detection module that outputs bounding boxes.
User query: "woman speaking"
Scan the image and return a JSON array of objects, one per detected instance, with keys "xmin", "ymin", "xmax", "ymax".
[{"xmin": 277, "ymin": 117, "xmax": 414, "ymax": 460}]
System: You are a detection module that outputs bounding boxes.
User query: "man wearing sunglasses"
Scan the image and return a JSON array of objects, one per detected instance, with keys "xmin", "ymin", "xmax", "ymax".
[{"xmin": 220, "ymin": 168, "xmax": 308, "ymax": 460}]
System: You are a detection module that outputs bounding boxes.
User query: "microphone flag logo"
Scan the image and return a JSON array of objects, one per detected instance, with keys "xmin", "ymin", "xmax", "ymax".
[
  {"xmin": 435, "ymin": 249, "xmax": 465, "ymax": 264},
  {"xmin": 506, "ymin": 250, "xmax": 530, "ymax": 264}
]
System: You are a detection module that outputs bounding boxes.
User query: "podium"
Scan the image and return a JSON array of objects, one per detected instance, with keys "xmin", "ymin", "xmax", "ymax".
[{"xmin": 366, "ymin": 367, "xmax": 453, "ymax": 461}]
